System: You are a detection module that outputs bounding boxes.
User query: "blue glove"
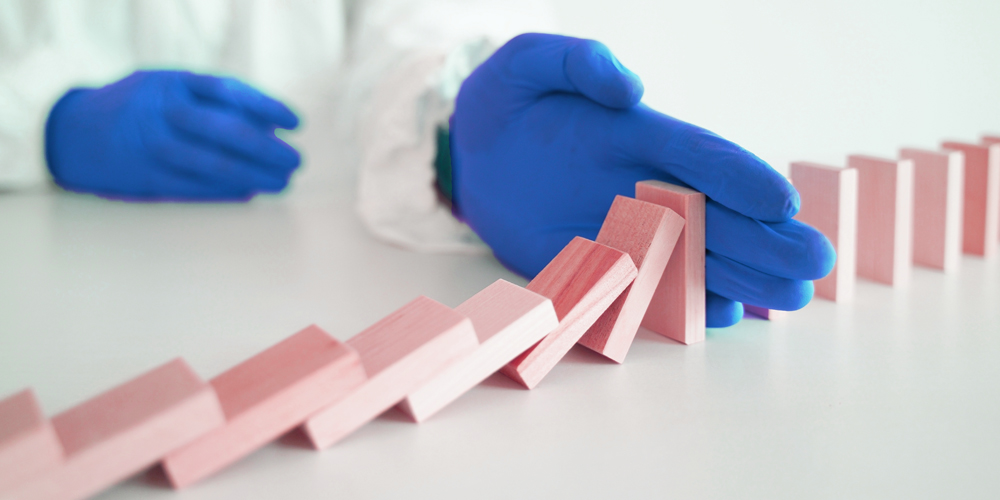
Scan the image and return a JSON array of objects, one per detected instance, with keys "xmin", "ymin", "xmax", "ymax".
[
  {"xmin": 45, "ymin": 70, "xmax": 300, "ymax": 201},
  {"xmin": 450, "ymin": 33, "xmax": 836, "ymax": 328}
]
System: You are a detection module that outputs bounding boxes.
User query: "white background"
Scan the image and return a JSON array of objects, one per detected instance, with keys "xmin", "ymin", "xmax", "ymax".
[{"xmin": 2, "ymin": 1, "xmax": 999, "ymax": 499}]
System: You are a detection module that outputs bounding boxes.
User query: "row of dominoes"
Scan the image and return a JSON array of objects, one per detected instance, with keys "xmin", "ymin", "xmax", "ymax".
[
  {"xmin": 0, "ymin": 180, "xmax": 709, "ymax": 500},
  {"xmin": 747, "ymin": 135, "xmax": 999, "ymax": 320}
]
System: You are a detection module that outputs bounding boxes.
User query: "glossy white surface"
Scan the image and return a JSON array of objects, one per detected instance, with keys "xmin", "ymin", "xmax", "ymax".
[{"xmin": 3, "ymin": 1, "xmax": 1000, "ymax": 498}]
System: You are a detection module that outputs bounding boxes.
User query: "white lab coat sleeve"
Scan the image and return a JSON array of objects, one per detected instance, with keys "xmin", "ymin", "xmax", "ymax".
[
  {"xmin": 0, "ymin": 1, "xmax": 134, "ymax": 191},
  {"xmin": 344, "ymin": 0, "xmax": 556, "ymax": 253}
]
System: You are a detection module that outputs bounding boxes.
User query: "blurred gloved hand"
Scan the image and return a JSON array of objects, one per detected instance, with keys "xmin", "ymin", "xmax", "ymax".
[
  {"xmin": 45, "ymin": 70, "xmax": 300, "ymax": 200},
  {"xmin": 451, "ymin": 33, "xmax": 836, "ymax": 328}
]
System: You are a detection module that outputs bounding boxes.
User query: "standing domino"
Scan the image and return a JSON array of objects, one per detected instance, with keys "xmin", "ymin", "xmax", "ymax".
[
  {"xmin": 634, "ymin": 180, "xmax": 706, "ymax": 344},
  {"xmin": 399, "ymin": 280, "xmax": 558, "ymax": 422},
  {"xmin": 790, "ymin": 162, "xmax": 859, "ymax": 302},
  {"xmin": 578, "ymin": 195, "xmax": 685, "ymax": 362},
  {"xmin": 847, "ymin": 155, "xmax": 914, "ymax": 286},
  {"xmin": 900, "ymin": 148, "xmax": 964, "ymax": 272},
  {"xmin": 941, "ymin": 141, "xmax": 1000, "ymax": 257},
  {"xmin": 982, "ymin": 135, "xmax": 1000, "ymax": 242},
  {"xmin": 500, "ymin": 237, "xmax": 637, "ymax": 389}
]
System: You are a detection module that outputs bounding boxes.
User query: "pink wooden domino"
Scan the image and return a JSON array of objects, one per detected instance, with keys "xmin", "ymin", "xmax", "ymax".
[
  {"xmin": 302, "ymin": 296, "xmax": 478, "ymax": 449},
  {"xmin": 941, "ymin": 141, "xmax": 1000, "ymax": 257},
  {"xmin": 499, "ymin": 237, "xmax": 637, "ymax": 389},
  {"xmin": 847, "ymin": 155, "xmax": 914, "ymax": 286},
  {"xmin": 162, "ymin": 325, "xmax": 366, "ymax": 488},
  {"xmin": 398, "ymin": 280, "xmax": 558, "ymax": 422},
  {"xmin": 790, "ymin": 162, "xmax": 859, "ymax": 302},
  {"xmin": 900, "ymin": 148, "xmax": 964, "ymax": 272},
  {"xmin": 5, "ymin": 359, "xmax": 224, "ymax": 500},
  {"xmin": 742, "ymin": 305, "xmax": 788, "ymax": 320},
  {"xmin": 0, "ymin": 390, "xmax": 63, "ymax": 495},
  {"xmin": 983, "ymin": 135, "xmax": 1000, "ymax": 242},
  {"xmin": 578, "ymin": 195, "xmax": 685, "ymax": 362},
  {"xmin": 634, "ymin": 180, "xmax": 706, "ymax": 344}
]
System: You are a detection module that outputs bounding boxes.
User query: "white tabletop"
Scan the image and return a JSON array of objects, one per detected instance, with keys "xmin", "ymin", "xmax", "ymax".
[
  {"xmin": 3, "ymin": 143, "xmax": 1000, "ymax": 500},
  {"xmin": 3, "ymin": 1, "xmax": 1000, "ymax": 496}
]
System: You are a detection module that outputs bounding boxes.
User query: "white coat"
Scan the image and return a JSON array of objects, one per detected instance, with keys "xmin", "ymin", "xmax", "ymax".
[{"xmin": 0, "ymin": 0, "xmax": 555, "ymax": 251}]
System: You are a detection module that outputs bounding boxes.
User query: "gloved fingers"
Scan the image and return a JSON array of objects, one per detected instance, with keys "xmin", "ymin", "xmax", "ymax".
[
  {"xmin": 162, "ymin": 95, "xmax": 301, "ymax": 173},
  {"xmin": 613, "ymin": 106, "xmax": 799, "ymax": 222},
  {"xmin": 706, "ymin": 200, "xmax": 836, "ymax": 280},
  {"xmin": 490, "ymin": 33, "xmax": 643, "ymax": 109},
  {"xmin": 146, "ymin": 133, "xmax": 292, "ymax": 194},
  {"xmin": 705, "ymin": 251, "xmax": 814, "ymax": 311},
  {"xmin": 706, "ymin": 291, "xmax": 743, "ymax": 328},
  {"xmin": 179, "ymin": 72, "xmax": 300, "ymax": 129}
]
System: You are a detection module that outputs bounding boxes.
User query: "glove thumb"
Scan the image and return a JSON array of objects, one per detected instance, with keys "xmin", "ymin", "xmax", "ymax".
[{"xmin": 494, "ymin": 33, "xmax": 644, "ymax": 109}]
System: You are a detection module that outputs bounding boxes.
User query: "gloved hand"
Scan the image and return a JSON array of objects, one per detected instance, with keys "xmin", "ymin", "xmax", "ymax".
[
  {"xmin": 451, "ymin": 33, "xmax": 836, "ymax": 328},
  {"xmin": 45, "ymin": 70, "xmax": 300, "ymax": 201}
]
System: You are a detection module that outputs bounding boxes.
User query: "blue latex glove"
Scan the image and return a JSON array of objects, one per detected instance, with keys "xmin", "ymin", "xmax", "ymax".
[
  {"xmin": 45, "ymin": 70, "xmax": 300, "ymax": 201},
  {"xmin": 451, "ymin": 33, "xmax": 836, "ymax": 328}
]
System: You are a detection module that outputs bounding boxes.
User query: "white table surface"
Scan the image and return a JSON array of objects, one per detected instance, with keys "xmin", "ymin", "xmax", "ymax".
[
  {"xmin": 3, "ymin": 1, "xmax": 1000, "ymax": 497},
  {"xmin": 3, "ymin": 143, "xmax": 1000, "ymax": 500}
]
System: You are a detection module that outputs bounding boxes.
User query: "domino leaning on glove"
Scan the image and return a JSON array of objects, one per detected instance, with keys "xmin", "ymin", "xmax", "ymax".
[{"xmin": 449, "ymin": 34, "xmax": 836, "ymax": 327}]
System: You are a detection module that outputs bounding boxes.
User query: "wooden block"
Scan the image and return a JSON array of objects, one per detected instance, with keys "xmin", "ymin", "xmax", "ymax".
[
  {"xmin": 634, "ymin": 180, "xmax": 706, "ymax": 344},
  {"xmin": 6, "ymin": 359, "xmax": 224, "ymax": 500},
  {"xmin": 983, "ymin": 135, "xmax": 1000, "ymax": 242},
  {"xmin": 499, "ymin": 237, "xmax": 637, "ymax": 389},
  {"xmin": 941, "ymin": 141, "xmax": 1000, "ymax": 257},
  {"xmin": 302, "ymin": 296, "xmax": 478, "ymax": 450},
  {"xmin": 847, "ymin": 155, "xmax": 915, "ymax": 286},
  {"xmin": 900, "ymin": 148, "xmax": 964, "ymax": 272},
  {"xmin": 162, "ymin": 325, "xmax": 366, "ymax": 488},
  {"xmin": 0, "ymin": 390, "xmax": 63, "ymax": 495},
  {"xmin": 742, "ymin": 305, "xmax": 788, "ymax": 320},
  {"xmin": 398, "ymin": 280, "xmax": 558, "ymax": 422},
  {"xmin": 790, "ymin": 162, "xmax": 859, "ymax": 302},
  {"xmin": 577, "ymin": 195, "xmax": 685, "ymax": 362}
]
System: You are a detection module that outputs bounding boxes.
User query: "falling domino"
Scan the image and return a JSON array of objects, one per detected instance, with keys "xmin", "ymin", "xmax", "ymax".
[
  {"xmin": 900, "ymin": 148, "xmax": 964, "ymax": 272},
  {"xmin": 398, "ymin": 280, "xmax": 559, "ymax": 422},
  {"xmin": 577, "ymin": 195, "xmax": 685, "ymax": 362},
  {"xmin": 162, "ymin": 325, "xmax": 367, "ymax": 488},
  {"xmin": 634, "ymin": 180, "xmax": 706, "ymax": 344},
  {"xmin": 790, "ymin": 162, "xmax": 859, "ymax": 302},
  {"xmin": 499, "ymin": 237, "xmax": 637, "ymax": 389},
  {"xmin": 302, "ymin": 296, "xmax": 478, "ymax": 450},
  {"xmin": 847, "ymin": 155, "xmax": 915, "ymax": 286},
  {"xmin": 4, "ymin": 359, "xmax": 224, "ymax": 500},
  {"xmin": 983, "ymin": 135, "xmax": 1000, "ymax": 242},
  {"xmin": 0, "ymin": 390, "xmax": 63, "ymax": 495},
  {"xmin": 941, "ymin": 141, "xmax": 1000, "ymax": 257}
]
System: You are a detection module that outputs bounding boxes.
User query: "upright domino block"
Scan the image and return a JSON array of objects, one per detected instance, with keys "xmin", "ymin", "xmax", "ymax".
[
  {"xmin": 0, "ymin": 390, "xmax": 63, "ymax": 495},
  {"xmin": 500, "ymin": 237, "xmax": 637, "ymax": 389},
  {"xmin": 634, "ymin": 180, "xmax": 706, "ymax": 343},
  {"xmin": 303, "ymin": 296, "xmax": 478, "ymax": 450},
  {"xmin": 847, "ymin": 155, "xmax": 914, "ymax": 286},
  {"xmin": 900, "ymin": 148, "xmax": 964, "ymax": 272},
  {"xmin": 983, "ymin": 135, "xmax": 1000, "ymax": 242},
  {"xmin": 5, "ymin": 359, "xmax": 224, "ymax": 500},
  {"xmin": 399, "ymin": 280, "xmax": 559, "ymax": 422},
  {"xmin": 162, "ymin": 326, "xmax": 366, "ymax": 488},
  {"xmin": 790, "ymin": 162, "xmax": 859, "ymax": 302},
  {"xmin": 578, "ymin": 196, "xmax": 685, "ymax": 362},
  {"xmin": 941, "ymin": 141, "xmax": 1000, "ymax": 257}
]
